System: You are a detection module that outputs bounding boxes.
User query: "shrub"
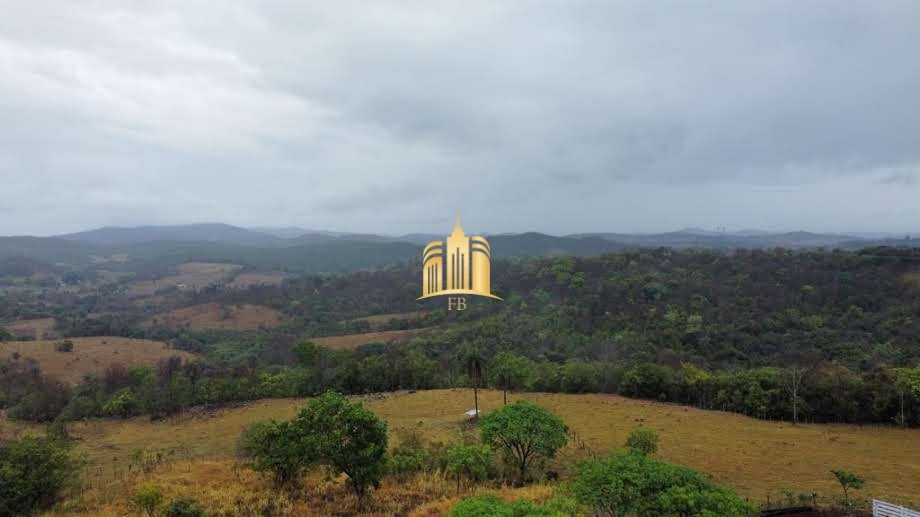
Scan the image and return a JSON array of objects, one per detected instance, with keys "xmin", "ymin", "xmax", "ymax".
[
  {"xmin": 446, "ymin": 444, "xmax": 493, "ymax": 493},
  {"xmin": 0, "ymin": 435, "xmax": 80, "ymax": 516},
  {"xmin": 55, "ymin": 340, "xmax": 74, "ymax": 352},
  {"xmin": 131, "ymin": 483, "xmax": 163, "ymax": 517},
  {"xmin": 102, "ymin": 389, "xmax": 139, "ymax": 418},
  {"xmin": 163, "ymin": 496, "xmax": 206, "ymax": 517},
  {"xmin": 239, "ymin": 420, "xmax": 312, "ymax": 487},
  {"xmin": 387, "ymin": 444, "xmax": 427, "ymax": 481},
  {"xmin": 624, "ymin": 427, "xmax": 659, "ymax": 456},
  {"xmin": 571, "ymin": 450, "xmax": 757, "ymax": 516},
  {"xmin": 450, "ymin": 494, "xmax": 559, "ymax": 517},
  {"xmin": 479, "ymin": 401, "xmax": 568, "ymax": 484}
]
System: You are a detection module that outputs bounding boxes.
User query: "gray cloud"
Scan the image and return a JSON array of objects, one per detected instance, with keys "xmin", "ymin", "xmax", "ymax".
[{"xmin": 1, "ymin": 0, "xmax": 919, "ymax": 236}]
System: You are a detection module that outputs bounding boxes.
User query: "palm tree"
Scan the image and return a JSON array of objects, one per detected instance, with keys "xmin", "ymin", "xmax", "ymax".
[{"xmin": 461, "ymin": 346, "xmax": 485, "ymax": 418}]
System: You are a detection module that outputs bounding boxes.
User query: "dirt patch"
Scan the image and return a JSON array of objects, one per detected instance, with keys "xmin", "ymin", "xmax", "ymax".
[
  {"xmin": 144, "ymin": 303, "xmax": 283, "ymax": 330},
  {"xmin": 0, "ymin": 337, "xmax": 197, "ymax": 385}
]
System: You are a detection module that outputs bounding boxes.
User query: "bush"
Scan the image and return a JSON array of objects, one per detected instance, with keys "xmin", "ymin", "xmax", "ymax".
[
  {"xmin": 624, "ymin": 427, "xmax": 659, "ymax": 456},
  {"xmin": 479, "ymin": 401, "xmax": 568, "ymax": 484},
  {"xmin": 450, "ymin": 494, "xmax": 559, "ymax": 517},
  {"xmin": 571, "ymin": 450, "xmax": 757, "ymax": 516},
  {"xmin": 239, "ymin": 420, "xmax": 312, "ymax": 487},
  {"xmin": 163, "ymin": 497, "xmax": 206, "ymax": 517},
  {"xmin": 0, "ymin": 435, "xmax": 80, "ymax": 516},
  {"xmin": 446, "ymin": 444, "xmax": 493, "ymax": 492},
  {"xmin": 55, "ymin": 340, "xmax": 74, "ymax": 352},
  {"xmin": 131, "ymin": 483, "xmax": 163, "ymax": 517},
  {"xmin": 387, "ymin": 443, "xmax": 427, "ymax": 481}
]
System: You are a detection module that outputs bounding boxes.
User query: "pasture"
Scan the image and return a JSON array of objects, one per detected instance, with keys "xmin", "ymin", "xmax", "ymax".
[
  {"xmin": 4, "ymin": 389, "xmax": 917, "ymax": 508},
  {"xmin": 144, "ymin": 302, "xmax": 284, "ymax": 330},
  {"xmin": 127, "ymin": 262, "xmax": 241, "ymax": 297},
  {"xmin": 0, "ymin": 337, "xmax": 197, "ymax": 385}
]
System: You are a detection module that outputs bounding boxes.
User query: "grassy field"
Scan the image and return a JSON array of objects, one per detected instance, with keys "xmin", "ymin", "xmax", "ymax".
[
  {"xmin": 1, "ymin": 317, "xmax": 58, "ymax": 340},
  {"xmin": 311, "ymin": 328, "xmax": 431, "ymax": 349},
  {"xmin": 0, "ymin": 337, "xmax": 198, "ymax": 384},
  {"xmin": 3, "ymin": 389, "xmax": 917, "ymax": 510},
  {"xmin": 127, "ymin": 262, "xmax": 241, "ymax": 297},
  {"xmin": 143, "ymin": 302, "xmax": 284, "ymax": 330}
]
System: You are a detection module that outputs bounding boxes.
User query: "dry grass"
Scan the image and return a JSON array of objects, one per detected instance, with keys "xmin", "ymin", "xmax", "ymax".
[
  {"xmin": 1, "ymin": 317, "xmax": 58, "ymax": 340},
  {"xmin": 143, "ymin": 303, "xmax": 284, "ymax": 330},
  {"xmin": 2, "ymin": 390, "xmax": 917, "ymax": 508},
  {"xmin": 311, "ymin": 329, "xmax": 431, "ymax": 350},
  {"xmin": 228, "ymin": 271, "xmax": 289, "ymax": 288},
  {"xmin": 62, "ymin": 459, "xmax": 557, "ymax": 517},
  {"xmin": 128, "ymin": 262, "xmax": 241, "ymax": 297},
  {"xmin": 0, "ymin": 337, "xmax": 198, "ymax": 385}
]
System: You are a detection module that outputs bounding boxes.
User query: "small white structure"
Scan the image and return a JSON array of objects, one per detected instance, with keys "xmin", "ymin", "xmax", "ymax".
[
  {"xmin": 464, "ymin": 409, "xmax": 480, "ymax": 419},
  {"xmin": 874, "ymin": 499, "xmax": 920, "ymax": 517}
]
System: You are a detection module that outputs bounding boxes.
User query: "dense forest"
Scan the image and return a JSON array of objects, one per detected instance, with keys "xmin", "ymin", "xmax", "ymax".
[{"xmin": 2, "ymin": 247, "xmax": 920, "ymax": 427}]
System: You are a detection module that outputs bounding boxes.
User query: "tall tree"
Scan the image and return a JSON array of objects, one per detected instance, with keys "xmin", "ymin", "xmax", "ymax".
[
  {"xmin": 479, "ymin": 401, "xmax": 568, "ymax": 485},
  {"xmin": 293, "ymin": 391, "xmax": 388, "ymax": 500},
  {"xmin": 489, "ymin": 352, "xmax": 530, "ymax": 405},
  {"xmin": 460, "ymin": 345, "xmax": 486, "ymax": 417}
]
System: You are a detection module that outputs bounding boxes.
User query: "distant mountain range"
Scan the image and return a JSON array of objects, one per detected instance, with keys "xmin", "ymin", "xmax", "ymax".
[{"xmin": 0, "ymin": 223, "xmax": 916, "ymax": 275}]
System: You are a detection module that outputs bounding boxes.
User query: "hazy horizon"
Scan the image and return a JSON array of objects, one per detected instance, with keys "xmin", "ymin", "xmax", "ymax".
[
  {"xmin": 2, "ymin": 221, "xmax": 915, "ymax": 240},
  {"xmin": 3, "ymin": 2, "xmax": 919, "ymax": 236}
]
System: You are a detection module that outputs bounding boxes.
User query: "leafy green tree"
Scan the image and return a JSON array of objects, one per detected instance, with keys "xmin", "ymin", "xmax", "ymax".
[
  {"xmin": 239, "ymin": 420, "xmax": 313, "ymax": 488},
  {"xmin": 292, "ymin": 340, "xmax": 323, "ymax": 366},
  {"xmin": 893, "ymin": 367, "xmax": 920, "ymax": 426},
  {"xmin": 292, "ymin": 391, "xmax": 388, "ymax": 499},
  {"xmin": 0, "ymin": 435, "xmax": 80, "ymax": 516},
  {"xmin": 102, "ymin": 389, "xmax": 138, "ymax": 418},
  {"xmin": 490, "ymin": 352, "xmax": 531, "ymax": 404},
  {"xmin": 446, "ymin": 444, "xmax": 492, "ymax": 493},
  {"xmin": 624, "ymin": 427, "xmax": 659, "ymax": 456},
  {"xmin": 571, "ymin": 451, "xmax": 756, "ymax": 516},
  {"xmin": 831, "ymin": 469, "xmax": 865, "ymax": 511},
  {"xmin": 479, "ymin": 401, "xmax": 568, "ymax": 484},
  {"xmin": 131, "ymin": 483, "xmax": 163, "ymax": 517}
]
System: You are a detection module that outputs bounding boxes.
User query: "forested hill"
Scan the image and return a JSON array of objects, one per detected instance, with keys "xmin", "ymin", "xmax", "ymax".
[
  {"xmin": 2, "ymin": 224, "xmax": 916, "ymax": 276},
  {"xmin": 3, "ymin": 246, "xmax": 920, "ymax": 426}
]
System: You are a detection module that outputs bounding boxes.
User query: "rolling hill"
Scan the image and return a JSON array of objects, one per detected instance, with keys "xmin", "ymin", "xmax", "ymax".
[{"xmin": 2, "ymin": 224, "xmax": 919, "ymax": 276}]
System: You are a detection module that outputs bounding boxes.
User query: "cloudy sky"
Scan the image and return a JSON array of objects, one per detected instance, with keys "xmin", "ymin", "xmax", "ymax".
[{"xmin": 2, "ymin": 1, "xmax": 919, "ymax": 236}]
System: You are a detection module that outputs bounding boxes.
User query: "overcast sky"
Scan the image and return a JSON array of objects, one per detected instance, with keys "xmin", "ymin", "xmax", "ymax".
[{"xmin": 2, "ymin": 1, "xmax": 919, "ymax": 236}]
